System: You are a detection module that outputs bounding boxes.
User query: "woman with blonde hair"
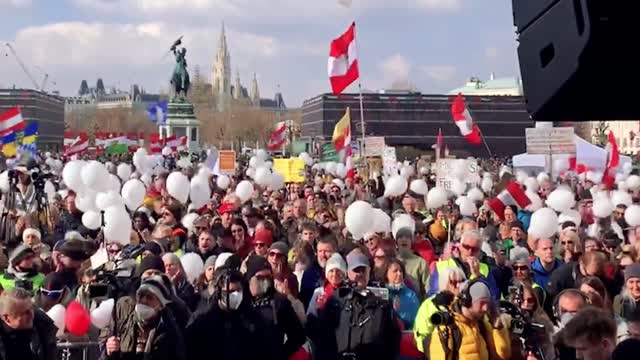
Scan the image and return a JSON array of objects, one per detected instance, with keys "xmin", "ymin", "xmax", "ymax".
[{"xmin": 162, "ymin": 253, "xmax": 197, "ymax": 310}]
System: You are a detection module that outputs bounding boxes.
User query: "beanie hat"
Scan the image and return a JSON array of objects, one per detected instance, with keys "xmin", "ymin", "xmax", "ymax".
[
  {"xmin": 325, "ymin": 253, "xmax": 347, "ymax": 276},
  {"xmin": 135, "ymin": 255, "xmax": 165, "ymax": 277},
  {"xmin": 58, "ymin": 239, "xmax": 89, "ymax": 261},
  {"xmin": 253, "ymin": 229, "xmax": 274, "ymax": 246},
  {"xmin": 625, "ymin": 263, "xmax": 640, "ymax": 282},
  {"xmin": 244, "ymin": 255, "xmax": 271, "ymax": 281},
  {"xmin": 22, "ymin": 228, "xmax": 41, "ymax": 242},
  {"xmin": 268, "ymin": 242, "xmax": 289, "ymax": 255},
  {"xmin": 137, "ymin": 275, "xmax": 172, "ymax": 307},
  {"xmin": 204, "ymin": 255, "xmax": 217, "ymax": 270},
  {"xmin": 142, "ymin": 241, "xmax": 163, "ymax": 256},
  {"xmin": 469, "ymin": 281, "xmax": 491, "ymax": 303},
  {"xmin": 10, "ymin": 245, "xmax": 35, "ymax": 268}
]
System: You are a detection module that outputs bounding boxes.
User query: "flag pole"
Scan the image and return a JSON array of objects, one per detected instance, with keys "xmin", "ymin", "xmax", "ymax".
[{"xmin": 478, "ymin": 127, "xmax": 494, "ymax": 158}]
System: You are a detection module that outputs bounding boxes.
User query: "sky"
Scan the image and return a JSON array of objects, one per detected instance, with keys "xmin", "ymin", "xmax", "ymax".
[{"xmin": 0, "ymin": 0, "xmax": 520, "ymax": 107}]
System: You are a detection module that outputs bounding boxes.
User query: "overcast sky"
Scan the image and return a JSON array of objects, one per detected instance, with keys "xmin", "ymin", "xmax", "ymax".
[{"xmin": 0, "ymin": 0, "xmax": 520, "ymax": 107}]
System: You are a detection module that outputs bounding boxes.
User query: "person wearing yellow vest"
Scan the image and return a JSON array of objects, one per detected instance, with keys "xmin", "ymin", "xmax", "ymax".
[
  {"xmin": 426, "ymin": 230, "xmax": 499, "ymax": 300},
  {"xmin": 414, "ymin": 266, "xmax": 467, "ymax": 354},
  {"xmin": 0, "ymin": 244, "xmax": 45, "ymax": 294}
]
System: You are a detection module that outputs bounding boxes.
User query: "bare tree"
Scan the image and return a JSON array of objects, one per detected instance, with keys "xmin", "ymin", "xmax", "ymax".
[{"xmin": 592, "ymin": 121, "xmax": 609, "ymax": 147}]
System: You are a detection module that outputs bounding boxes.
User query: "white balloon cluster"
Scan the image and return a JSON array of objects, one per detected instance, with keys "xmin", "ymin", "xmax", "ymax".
[
  {"xmin": 384, "ymin": 175, "xmax": 408, "ymax": 198},
  {"xmin": 90, "ymin": 299, "xmax": 115, "ymax": 329},
  {"xmin": 181, "ymin": 253, "xmax": 204, "ymax": 283},
  {"xmin": 528, "ymin": 207, "xmax": 559, "ymax": 239},
  {"xmin": 313, "ymin": 162, "xmax": 349, "ymax": 179},
  {"xmin": 345, "ymin": 201, "xmax": 383, "ymax": 240},
  {"xmin": 245, "ymin": 149, "xmax": 286, "ymax": 192},
  {"xmin": 298, "ymin": 152, "xmax": 314, "ymax": 166}
]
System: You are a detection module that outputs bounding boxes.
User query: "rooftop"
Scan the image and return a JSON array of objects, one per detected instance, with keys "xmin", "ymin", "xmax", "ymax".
[{"xmin": 448, "ymin": 74, "xmax": 522, "ymax": 96}]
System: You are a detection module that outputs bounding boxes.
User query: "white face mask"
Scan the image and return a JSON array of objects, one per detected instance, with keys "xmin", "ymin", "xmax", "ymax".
[
  {"xmin": 221, "ymin": 291, "xmax": 243, "ymax": 310},
  {"xmin": 559, "ymin": 312, "xmax": 575, "ymax": 327},
  {"xmin": 135, "ymin": 304, "xmax": 158, "ymax": 322}
]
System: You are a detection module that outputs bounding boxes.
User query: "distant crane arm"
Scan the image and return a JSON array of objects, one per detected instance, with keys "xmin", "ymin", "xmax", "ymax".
[{"xmin": 5, "ymin": 42, "xmax": 40, "ymax": 90}]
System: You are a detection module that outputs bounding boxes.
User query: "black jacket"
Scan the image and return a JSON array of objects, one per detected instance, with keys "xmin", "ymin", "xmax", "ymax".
[
  {"xmin": 0, "ymin": 309, "xmax": 57, "ymax": 360},
  {"xmin": 174, "ymin": 279, "xmax": 198, "ymax": 312},
  {"xmin": 251, "ymin": 291, "xmax": 305, "ymax": 360},
  {"xmin": 185, "ymin": 298, "xmax": 277, "ymax": 360},
  {"xmin": 306, "ymin": 287, "xmax": 401, "ymax": 360}
]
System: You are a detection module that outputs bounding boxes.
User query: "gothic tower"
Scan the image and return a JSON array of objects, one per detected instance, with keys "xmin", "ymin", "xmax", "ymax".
[
  {"xmin": 250, "ymin": 72, "xmax": 260, "ymax": 108},
  {"xmin": 211, "ymin": 22, "xmax": 232, "ymax": 111},
  {"xmin": 233, "ymin": 71, "xmax": 242, "ymax": 99}
]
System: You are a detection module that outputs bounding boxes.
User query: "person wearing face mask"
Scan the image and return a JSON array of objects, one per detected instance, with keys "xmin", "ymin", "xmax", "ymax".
[
  {"xmin": 0, "ymin": 245, "xmax": 45, "ymax": 294},
  {"xmin": 395, "ymin": 227, "xmax": 429, "ymax": 299},
  {"xmin": 384, "ymin": 258, "xmax": 419, "ymax": 330},
  {"xmin": 103, "ymin": 275, "xmax": 185, "ymax": 360},
  {"xmin": 186, "ymin": 268, "xmax": 274, "ymax": 360},
  {"xmin": 245, "ymin": 256, "xmax": 305, "ymax": 360}
]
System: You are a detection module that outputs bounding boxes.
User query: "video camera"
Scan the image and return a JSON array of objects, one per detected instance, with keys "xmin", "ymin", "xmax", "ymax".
[
  {"xmin": 89, "ymin": 244, "xmax": 143, "ymax": 299},
  {"xmin": 502, "ymin": 284, "xmax": 547, "ymax": 360}
]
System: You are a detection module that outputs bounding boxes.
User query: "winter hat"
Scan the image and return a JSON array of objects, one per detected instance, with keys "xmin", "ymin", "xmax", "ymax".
[
  {"xmin": 468, "ymin": 281, "xmax": 491, "ymax": 303},
  {"xmin": 204, "ymin": 255, "xmax": 217, "ymax": 270},
  {"xmin": 395, "ymin": 227, "xmax": 415, "ymax": 242},
  {"xmin": 137, "ymin": 275, "xmax": 172, "ymax": 307},
  {"xmin": 10, "ymin": 245, "xmax": 35, "ymax": 268},
  {"xmin": 625, "ymin": 263, "xmax": 640, "ymax": 282},
  {"xmin": 325, "ymin": 253, "xmax": 347, "ymax": 276},
  {"xmin": 244, "ymin": 256, "xmax": 271, "ymax": 281},
  {"xmin": 346, "ymin": 252, "xmax": 370, "ymax": 272},
  {"xmin": 135, "ymin": 255, "xmax": 165, "ymax": 277},
  {"xmin": 22, "ymin": 228, "xmax": 41, "ymax": 242},
  {"xmin": 253, "ymin": 229, "xmax": 274, "ymax": 246},
  {"xmin": 215, "ymin": 252, "xmax": 234, "ymax": 270},
  {"xmin": 268, "ymin": 242, "xmax": 289, "ymax": 255},
  {"xmin": 58, "ymin": 239, "xmax": 89, "ymax": 261},
  {"xmin": 142, "ymin": 241, "xmax": 163, "ymax": 256}
]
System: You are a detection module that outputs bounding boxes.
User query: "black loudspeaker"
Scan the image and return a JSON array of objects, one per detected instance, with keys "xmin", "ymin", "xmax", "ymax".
[{"xmin": 514, "ymin": 1, "xmax": 638, "ymax": 121}]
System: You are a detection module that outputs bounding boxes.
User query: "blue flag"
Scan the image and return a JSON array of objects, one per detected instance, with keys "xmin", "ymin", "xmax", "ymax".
[{"xmin": 147, "ymin": 100, "xmax": 168, "ymax": 125}]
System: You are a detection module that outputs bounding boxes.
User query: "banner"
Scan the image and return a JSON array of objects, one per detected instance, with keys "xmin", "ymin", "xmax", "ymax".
[
  {"xmin": 321, "ymin": 143, "xmax": 339, "ymax": 162},
  {"xmin": 435, "ymin": 159, "xmax": 481, "ymax": 190},
  {"xmin": 272, "ymin": 158, "xmax": 306, "ymax": 183}
]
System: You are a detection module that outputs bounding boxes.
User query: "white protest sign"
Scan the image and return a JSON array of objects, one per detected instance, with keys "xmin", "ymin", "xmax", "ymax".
[
  {"xmin": 435, "ymin": 159, "xmax": 481, "ymax": 190},
  {"xmin": 525, "ymin": 128, "xmax": 576, "ymax": 155}
]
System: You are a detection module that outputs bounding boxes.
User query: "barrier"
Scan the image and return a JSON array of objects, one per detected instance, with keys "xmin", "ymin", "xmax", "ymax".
[{"xmin": 57, "ymin": 341, "xmax": 100, "ymax": 360}]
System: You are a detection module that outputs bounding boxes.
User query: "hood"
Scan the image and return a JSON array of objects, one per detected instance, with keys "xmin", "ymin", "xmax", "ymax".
[{"xmin": 531, "ymin": 257, "xmax": 561, "ymax": 275}]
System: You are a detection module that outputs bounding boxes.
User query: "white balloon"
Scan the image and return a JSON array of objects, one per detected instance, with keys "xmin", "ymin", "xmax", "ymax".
[
  {"xmin": 249, "ymin": 156, "xmax": 263, "ymax": 168},
  {"xmin": 524, "ymin": 177, "xmax": 538, "ymax": 193},
  {"xmin": 451, "ymin": 178, "xmax": 466, "ymax": 197},
  {"xmin": 623, "ymin": 162, "xmax": 633, "ymax": 175},
  {"xmin": 384, "ymin": 175, "xmax": 408, "ymax": 197},
  {"xmin": 181, "ymin": 253, "xmax": 204, "ymax": 283},
  {"xmin": 197, "ymin": 166, "xmax": 212, "ymax": 179},
  {"xmin": 217, "ymin": 175, "xmax": 231, "ymax": 190},
  {"xmin": 245, "ymin": 167, "xmax": 256, "ymax": 178},
  {"xmin": 82, "ymin": 211, "xmax": 102, "ymax": 230},
  {"xmin": 254, "ymin": 167, "xmax": 272, "ymax": 186},
  {"xmin": 400, "ymin": 165, "xmax": 415, "ymax": 179},
  {"xmin": 611, "ymin": 190, "xmax": 633, "ymax": 207},
  {"xmin": 162, "ymin": 147, "xmax": 172, "ymax": 156},
  {"xmin": 44, "ymin": 180, "xmax": 56, "ymax": 201},
  {"xmin": 528, "ymin": 208, "xmax": 559, "ymax": 239},
  {"xmin": 104, "ymin": 206, "xmax": 132, "ymax": 245},
  {"xmin": 47, "ymin": 304, "xmax": 66, "ymax": 337},
  {"xmin": 121, "ymin": 179, "xmax": 146, "ymax": 210},
  {"xmin": 166, "ymin": 172, "xmax": 190, "ymax": 204},
  {"xmin": 457, "ymin": 196, "xmax": 477, "ymax": 217},
  {"xmin": 627, "ymin": 175, "xmax": 640, "ymax": 191},
  {"xmin": 264, "ymin": 161, "xmax": 273, "ymax": 170},
  {"xmin": 546, "ymin": 188, "xmax": 576, "ymax": 213},
  {"xmin": 426, "ymin": 187, "xmax": 448, "ymax": 209},
  {"xmin": 256, "ymin": 149, "xmax": 268, "ymax": 162},
  {"xmin": 371, "ymin": 209, "xmax": 391, "ymax": 234},
  {"xmin": 107, "ymin": 174, "xmax": 122, "ymax": 193},
  {"xmin": 236, "ymin": 180, "xmax": 254, "ymax": 203},
  {"xmin": 391, "ymin": 214, "xmax": 415, "ymax": 239},
  {"xmin": 625, "ymin": 205, "xmax": 640, "ymax": 227},
  {"xmin": 90, "ymin": 299, "xmax": 114, "ymax": 329},
  {"xmin": 190, "ymin": 177, "xmax": 211, "ymax": 209},
  {"xmin": 299, "ymin": 152, "xmax": 313, "ymax": 166},
  {"xmin": 336, "ymin": 163, "xmax": 347, "ymax": 179},
  {"xmin": 592, "ymin": 195, "xmax": 614, "ymax": 218},
  {"xmin": 95, "ymin": 191, "xmax": 125, "ymax": 211},
  {"xmin": 117, "ymin": 163, "xmax": 132, "ymax": 181},
  {"xmin": 133, "ymin": 148, "xmax": 148, "ymax": 171},
  {"xmin": 75, "ymin": 191, "xmax": 97, "ymax": 212},
  {"xmin": 81, "ymin": 161, "xmax": 110, "ymax": 192},
  {"xmin": 409, "ymin": 179, "xmax": 428, "ymax": 195},
  {"xmin": 0, "ymin": 171, "xmax": 9, "ymax": 193},
  {"xmin": 269, "ymin": 172, "xmax": 285, "ymax": 191},
  {"xmin": 481, "ymin": 176, "xmax": 493, "ymax": 193},
  {"xmin": 467, "ymin": 187, "xmax": 485, "ymax": 202},
  {"xmin": 140, "ymin": 173, "xmax": 152, "ymax": 187},
  {"xmin": 63, "ymin": 160, "xmax": 86, "ymax": 193},
  {"xmin": 182, "ymin": 213, "xmax": 199, "ymax": 234},
  {"xmin": 325, "ymin": 162, "xmax": 337, "ymax": 176},
  {"xmin": 345, "ymin": 201, "xmax": 374, "ymax": 240},
  {"xmin": 558, "ymin": 209, "xmax": 582, "ymax": 227}
]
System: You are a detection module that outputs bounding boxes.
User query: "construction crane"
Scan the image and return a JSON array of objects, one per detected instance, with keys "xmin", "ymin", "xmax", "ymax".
[{"xmin": 4, "ymin": 42, "xmax": 47, "ymax": 92}]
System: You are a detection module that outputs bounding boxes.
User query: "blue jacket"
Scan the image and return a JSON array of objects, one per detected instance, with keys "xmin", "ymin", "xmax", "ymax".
[
  {"xmin": 387, "ymin": 284, "xmax": 420, "ymax": 329},
  {"xmin": 531, "ymin": 257, "xmax": 562, "ymax": 290},
  {"xmin": 517, "ymin": 210, "xmax": 532, "ymax": 232},
  {"xmin": 300, "ymin": 261, "xmax": 324, "ymax": 309}
]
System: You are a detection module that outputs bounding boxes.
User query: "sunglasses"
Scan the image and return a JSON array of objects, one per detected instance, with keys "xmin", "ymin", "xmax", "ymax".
[
  {"xmin": 268, "ymin": 252, "xmax": 284, "ymax": 258},
  {"xmin": 254, "ymin": 243, "xmax": 267, "ymax": 248},
  {"xmin": 108, "ymin": 248, "xmax": 120, "ymax": 254},
  {"xmin": 40, "ymin": 288, "xmax": 64, "ymax": 298},
  {"xmin": 561, "ymin": 241, "xmax": 574, "ymax": 245},
  {"xmin": 513, "ymin": 265, "xmax": 529, "ymax": 271},
  {"xmin": 461, "ymin": 243, "xmax": 479, "ymax": 253}
]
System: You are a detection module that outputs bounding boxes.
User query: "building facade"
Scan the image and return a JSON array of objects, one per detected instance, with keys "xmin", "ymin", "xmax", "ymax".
[
  {"xmin": 0, "ymin": 88, "xmax": 65, "ymax": 150},
  {"xmin": 301, "ymin": 92, "xmax": 533, "ymax": 157},
  {"xmin": 448, "ymin": 73, "xmax": 523, "ymax": 96},
  {"xmin": 592, "ymin": 121, "xmax": 640, "ymax": 155},
  {"xmin": 210, "ymin": 23, "xmax": 286, "ymax": 112}
]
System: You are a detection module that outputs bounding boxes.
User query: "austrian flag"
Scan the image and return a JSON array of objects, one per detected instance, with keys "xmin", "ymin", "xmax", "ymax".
[
  {"xmin": 0, "ymin": 106, "xmax": 25, "ymax": 137},
  {"xmin": 328, "ymin": 22, "xmax": 360, "ymax": 95},
  {"xmin": 267, "ymin": 122, "xmax": 287, "ymax": 151},
  {"xmin": 451, "ymin": 93, "xmax": 482, "ymax": 145}
]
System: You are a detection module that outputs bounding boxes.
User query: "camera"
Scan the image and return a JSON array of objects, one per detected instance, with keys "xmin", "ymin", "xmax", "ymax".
[
  {"xmin": 430, "ymin": 311, "xmax": 455, "ymax": 326},
  {"xmin": 30, "ymin": 169, "xmax": 52, "ymax": 192}
]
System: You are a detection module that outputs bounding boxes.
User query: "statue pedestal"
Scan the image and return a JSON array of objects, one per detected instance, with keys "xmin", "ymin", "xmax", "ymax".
[{"xmin": 159, "ymin": 100, "xmax": 200, "ymax": 152}]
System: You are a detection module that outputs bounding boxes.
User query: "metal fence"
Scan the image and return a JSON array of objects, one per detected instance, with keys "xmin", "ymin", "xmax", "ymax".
[{"xmin": 57, "ymin": 341, "xmax": 101, "ymax": 360}]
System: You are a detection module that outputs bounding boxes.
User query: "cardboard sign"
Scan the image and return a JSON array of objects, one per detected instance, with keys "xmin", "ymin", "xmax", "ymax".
[
  {"xmin": 435, "ymin": 159, "xmax": 481, "ymax": 190},
  {"xmin": 525, "ymin": 127, "xmax": 576, "ymax": 155},
  {"xmin": 218, "ymin": 150, "xmax": 236, "ymax": 174},
  {"xmin": 364, "ymin": 137, "xmax": 385, "ymax": 157},
  {"xmin": 272, "ymin": 158, "xmax": 306, "ymax": 183}
]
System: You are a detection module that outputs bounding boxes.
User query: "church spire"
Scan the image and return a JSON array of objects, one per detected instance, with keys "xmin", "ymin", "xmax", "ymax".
[
  {"xmin": 234, "ymin": 71, "xmax": 242, "ymax": 99},
  {"xmin": 211, "ymin": 21, "xmax": 232, "ymax": 111},
  {"xmin": 250, "ymin": 72, "xmax": 260, "ymax": 107},
  {"xmin": 218, "ymin": 22, "xmax": 229, "ymax": 59}
]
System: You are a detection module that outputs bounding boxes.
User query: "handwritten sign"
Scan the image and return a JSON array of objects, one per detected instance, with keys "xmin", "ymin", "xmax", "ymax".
[
  {"xmin": 435, "ymin": 159, "xmax": 481, "ymax": 190},
  {"xmin": 525, "ymin": 128, "xmax": 576, "ymax": 155}
]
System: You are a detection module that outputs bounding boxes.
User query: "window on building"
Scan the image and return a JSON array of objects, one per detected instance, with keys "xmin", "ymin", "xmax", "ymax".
[{"xmin": 191, "ymin": 128, "xmax": 197, "ymax": 142}]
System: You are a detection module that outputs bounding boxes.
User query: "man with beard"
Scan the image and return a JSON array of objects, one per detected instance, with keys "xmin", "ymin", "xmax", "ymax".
[
  {"xmin": 300, "ymin": 237, "xmax": 336, "ymax": 309},
  {"xmin": 52, "ymin": 236, "xmax": 90, "ymax": 292},
  {"xmin": 103, "ymin": 276, "xmax": 185, "ymax": 360},
  {"xmin": 0, "ymin": 245, "xmax": 45, "ymax": 293},
  {"xmin": 245, "ymin": 256, "xmax": 305, "ymax": 360}
]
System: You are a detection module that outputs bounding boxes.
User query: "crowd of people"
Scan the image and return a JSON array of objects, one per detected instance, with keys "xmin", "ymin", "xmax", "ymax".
[{"xmin": 0, "ymin": 151, "xmax": 639, "ymax": 360}]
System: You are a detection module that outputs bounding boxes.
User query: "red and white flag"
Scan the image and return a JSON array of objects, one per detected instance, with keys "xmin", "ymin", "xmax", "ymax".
[
  {"xmin": 451, "ymin": 93, "xmax": 482, "ymax": 145},
  {"xmin": 149, "ymin": 133, "xmax": 162, "ymax": 154},
  {"xmin": 0, "ymin": 106, "xmax": 25, "ymax": 136},
  {"xmin": 163, "ymin": 135, "xmax": 187, "ymax": 152},
  {"xmin": 64, "ymin": 132, "xmax": 89, "ymax": 157},
  {"xmin": 328, "ymin": 22, "xmax": 360, "ymax": 95},
  {"xmin": 603, "ymin": 131, "xmax": 620, "ymax": 187},
  {"xmin": 488, "ymin": 182, "xmax": 531, "ymax": 220},
  {"xmin": 267, "ymin": 122, "xmax": 287, "ymax": 151}
]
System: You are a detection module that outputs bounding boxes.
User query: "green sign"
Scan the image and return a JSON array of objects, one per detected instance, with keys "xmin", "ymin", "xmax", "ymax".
[
  {"xmin": 291, "ymin": 140, "xmax": 309, "ymax": 156},
  {"xmin": 321, "ymin": 143, "xmax": 339, "ymax": 162}
]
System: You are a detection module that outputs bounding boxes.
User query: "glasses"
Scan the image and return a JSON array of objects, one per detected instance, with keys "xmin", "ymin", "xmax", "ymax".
[
  {"xmin": 461, "ymin": 243, "xmax": 479, "ymax": 253},
  {"xmin": 254, "ymin": 243, "xmax": 267, "ymax": 248},
  {"xmin": 513, "ymin": 265, "xmax": 529, "ymax": 272},
  {"xmin": 108, "ymin": 248, "xmax": 120, "ymax": 254},
  {"xmin": 268, "ymin": 252, "xmax": 284, "ymax": 258},
  {"xmin": 449, "ymin": 279, "xmax": 464, "ymax": 286},
  {"xmin": 560, "ymin": 241, "xmax": 574, "ymax": 245},
  {"xmin": 40, "ymin": 288, "xmax": 64, "ymax": 299}
]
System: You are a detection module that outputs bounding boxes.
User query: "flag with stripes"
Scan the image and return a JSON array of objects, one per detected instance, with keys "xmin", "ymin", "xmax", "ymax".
[{"xmin": 2, "ymin": 132, "xmax": 18, "ymax": 157}]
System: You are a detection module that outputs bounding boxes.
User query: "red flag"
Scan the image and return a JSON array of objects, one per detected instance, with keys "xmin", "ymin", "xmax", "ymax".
[
  {"xmin": 0, "ymin": 106, "xmax": 25, "ymax": 136},
  {"xmin": 328, "ymin": 22, "xmax": 360, "ymax": 95},
  {"xmin": 603, "ymin": 131, "xmax": 620, "ymax": 187},
  {"xmin": 450, "ymin": 93, "xmax": 482, "ymax": 145},
  {"xmin": 65, "ymin": 132, "xmax": 89, "ymax": 157},
  {"xmin": 149, "ymin": 133, "xmax": 162, "ymax": 154},
  {"xmin": 267, "ymin": 122, "xmax": 287, "ymax": 151}
]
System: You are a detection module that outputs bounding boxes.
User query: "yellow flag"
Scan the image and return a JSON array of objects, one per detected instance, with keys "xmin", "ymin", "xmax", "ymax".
[{"xmin": 332, "ymin": 108, "xmax": 351, "ymax": 152}]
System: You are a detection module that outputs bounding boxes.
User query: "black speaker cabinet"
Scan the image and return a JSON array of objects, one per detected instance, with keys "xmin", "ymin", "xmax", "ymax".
[{"xmin": 514, "ymin": 0, "xmax": 638, "ymax": 121}]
